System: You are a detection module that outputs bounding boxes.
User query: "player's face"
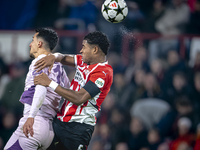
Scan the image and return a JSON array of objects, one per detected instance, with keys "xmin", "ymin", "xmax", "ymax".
[
  {"xmin": 29, "ymin": 33, "xmax": 39, "ymax": 58},
  {"xmin": 80, "ymin": 40, "xmax": 93, "ymax": 64}
]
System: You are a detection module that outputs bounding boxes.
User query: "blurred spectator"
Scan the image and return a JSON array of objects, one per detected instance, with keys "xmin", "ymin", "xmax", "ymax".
[
  {"xmin": 141, "ymin": 73, "xmax": 161, "ymax": 98},
  {"xmin": 188, "ymin": 0, "xmax": 197, "ymax": 12},
  {"xmin": 170, "ymin": 117, "xmax": 195, "ymax": 150},
  {"xmin": 129, "ymin": 72, "xmax": 161, "ymax": 102},
  {"xmin": 186, "ymin": 0, "xmax": 200, "ymax": 34},
  {"xmin": 162, "ymin": 71, "xmax": 191, "ymax": 106},
  {"xmin": 160, "ymin": 50, "xmax": 190, "ymax": 94},
  {"xmin": 109, "ymin": 106, "xmax": 130, "ymax": 150},
  {"xmin": 155, "ymin": 0, "xmax": 190, "ymax": 35},
  {"xmin": 111, "ymin": 73, "xmax": 134, "ymax": 110},
  {"xmin": 190, "ymin": 72, "xmax": 200, "ymax": 123},
  {"xmin": 150, "ymin": 59, "xmax": 165, "ymax": 83},
  {"xmin": 115, "ymin": 142, "xmax": 129, "ymax": 150},
  {"xmin": 88, "ymin": 123, "xmax": 112, "ymax": 150},
  {"xmin": 194, "ymin": 123, "xmax": 200, "ymax": 150},
  {"xmin": 193, "ymin": 51, "xmax": 200, "ymax": 72},
  {"xmin": 0, "ymin": 57, "xmax": 8, "ymax": 76},
  {"xmin": 147, "ymin": 128, "xmax": 163, "ymax": 150},
  {"xmin": 0, "ymin": 57, "xmax": 10, "ymax": 99},
  {"xmin": 107, "ymin": 52, "xmax": 126, "ymax": 75},
  {"xmin": 0, "ymin": 137, "xmax": 3, "ymax": 150},
  {"xmin": 0, "ymin": 111, "xmax": 18, "ymax": 148},
  {"xmin": 130, "ymin": 98, "xmax": 170, "ymax": 130},
  {"xmin": 126, "ymin": 69, "xmax": 146, "ymax": 106},
  {"xmin": 126, "ymin": 117, "xmax": 149, "ymax": 150},
  {"xmin": 155, "ymin": 95, "xmax": 194, "ymax": 139},
  {"xmin": 89, "ymin": 139, "xmax": 104, "ymax": 150},
  {"xmin": 124, "ymin": 46, "xmax": 149, "ymax": 83},
  {"xmin": 0, "ymin": 62, "xmax": 26, "ymax": 117},
  {"xmin": 148, "ymin": 0, "xmax": 190, "ymax": 63},
  {"xmin": 148, "ymin": 39, "xmax": 179, "ymax": 63},
  {"xmin": 112, "ymin": 73, "xmax": 126, "ymax": 96},
  {"xmin": 142, "ymin": 0, "xmax": 166, "ymax": 33},
  {"xmin": 157, "ymin": 142, "xmax": 170, "ymax": 150},
  {"xmin": 98, "ymin": 93, "xmax": 116, "ymax": 124}
]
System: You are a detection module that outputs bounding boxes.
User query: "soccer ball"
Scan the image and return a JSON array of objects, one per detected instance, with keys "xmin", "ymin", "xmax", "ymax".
[{"xmin": 101, "ymin": 0, "xmax": 128, "ymax": 23}]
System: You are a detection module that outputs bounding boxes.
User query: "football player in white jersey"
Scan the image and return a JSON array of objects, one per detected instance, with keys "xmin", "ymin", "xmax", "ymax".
[{"xmin": 4, "ymin": 28, "xmax": 70, "ymax": 150}]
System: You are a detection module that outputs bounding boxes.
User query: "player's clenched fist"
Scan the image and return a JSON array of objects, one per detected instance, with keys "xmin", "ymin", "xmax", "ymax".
[{"xmin": 34, "ymin": 73, "xmax": 51, "ymax": 87}]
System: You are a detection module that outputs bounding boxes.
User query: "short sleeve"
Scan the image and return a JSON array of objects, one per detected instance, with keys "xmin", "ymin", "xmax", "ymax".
[{"xmin": 89, "ymin": 72, "xmax": 107, "ymax": 91}]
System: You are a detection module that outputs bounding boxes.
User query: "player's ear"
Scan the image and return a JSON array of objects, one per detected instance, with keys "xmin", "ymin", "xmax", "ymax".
[
  {"xmin": 93, "ymin": 46, "xmax": 99, "ymax": 54},
  {"xmin": 38, "ymin": 41, "xmax": 43, "ymax": 48}
]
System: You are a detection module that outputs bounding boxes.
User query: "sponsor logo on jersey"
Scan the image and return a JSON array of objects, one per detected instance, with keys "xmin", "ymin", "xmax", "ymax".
[
  {"xmin": 95, "ymin": 78, "xmax": 105, "ymax": 88},
  {"xmin": 74, "ymin": 71, "xmax": 83, "ymax": 83}
]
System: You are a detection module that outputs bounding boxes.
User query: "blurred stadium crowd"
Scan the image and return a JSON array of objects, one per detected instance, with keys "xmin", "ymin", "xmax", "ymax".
[{"xmin": 0, "ymin": 0, "xmax": 200, "ymax": 150}]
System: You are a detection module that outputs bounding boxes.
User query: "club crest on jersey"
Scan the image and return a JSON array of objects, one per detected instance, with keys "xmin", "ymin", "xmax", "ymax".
[
  {"xmin": 84, "ymin": 69, "xmax": 90, "ymax": 75},
  {"xmin": 95, "ymin": 78, "xmax": 105, "ymax": 88}
]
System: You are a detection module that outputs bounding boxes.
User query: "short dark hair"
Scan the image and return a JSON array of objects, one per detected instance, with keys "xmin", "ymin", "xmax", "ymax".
[
  {"xmin": 84, "ymin": 31, "xmax": 110, "ymax": 55},
  {"xmin": 35, "ymin": 28, "xmax": 58, "ymax": 51}
]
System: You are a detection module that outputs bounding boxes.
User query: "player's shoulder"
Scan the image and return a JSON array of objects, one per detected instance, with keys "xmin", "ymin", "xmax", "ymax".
[
  {"xmin": 97, "ymin": 62, "xmax": 113, "ymax": 73},
  {"xmin": 52, "ymin": 62, "xmax": 63, "ymax": 71},
  {"xmin": 32, "ymin": 54, "xmax": 46, "ymax": 65},
  {"xmin": 94, "ymin": 63, "xmax": 113, "ymax": 78}
]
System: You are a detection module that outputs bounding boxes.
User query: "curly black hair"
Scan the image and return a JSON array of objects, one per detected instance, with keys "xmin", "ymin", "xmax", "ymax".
[
  {"xmin": 35, "ymin": 28, "xmax": 58, "ymax": 51},
  {"xmin": 84, "ymin": 31, "xmax": 110, "ymax": 55}
]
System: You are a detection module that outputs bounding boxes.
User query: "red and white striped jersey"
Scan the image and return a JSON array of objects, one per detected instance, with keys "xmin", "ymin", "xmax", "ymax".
[{"xmin": 57, "ymin": 55, "xmax": 113, "ymax": 126}]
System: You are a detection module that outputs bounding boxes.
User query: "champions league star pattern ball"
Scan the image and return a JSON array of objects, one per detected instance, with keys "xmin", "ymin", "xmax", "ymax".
[{"xmin": 101, "ymin": 0, "xmax": 128, "ymax": 23}]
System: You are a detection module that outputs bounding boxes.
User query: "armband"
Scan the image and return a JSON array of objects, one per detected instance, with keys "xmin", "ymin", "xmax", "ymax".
[{"xmin": 83, "ymin": 80, "xmax": 101, "ymax": 98}]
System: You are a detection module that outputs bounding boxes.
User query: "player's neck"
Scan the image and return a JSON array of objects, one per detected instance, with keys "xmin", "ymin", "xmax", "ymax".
[
  {"xmin": 90, "ymin": 56, "xmax": 106, "ymax": 65},
  {"xmin": 35, "ymin": 48, "xmax": 51, "ymax": 58}
]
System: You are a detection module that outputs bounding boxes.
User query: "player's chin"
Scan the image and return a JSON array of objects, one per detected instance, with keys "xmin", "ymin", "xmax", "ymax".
[
  {"xmin": 30, "ymin": 53, "xmax": 35, "ymax": 59},
  {"xmin": 82, "ymin": 59, "xmax": 89, "ymax": 64}
]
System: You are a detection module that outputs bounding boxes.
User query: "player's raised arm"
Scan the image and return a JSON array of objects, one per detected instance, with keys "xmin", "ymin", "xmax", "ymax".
[{"xmin": 34, "ymin": 53, "xmax": 75, "ymax": 72}]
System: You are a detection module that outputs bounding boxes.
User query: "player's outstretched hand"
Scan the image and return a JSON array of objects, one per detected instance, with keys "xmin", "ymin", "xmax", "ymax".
[
  {"xmin": 34, "ymin": 54, "xmax": 56, "ymax": 73},
  {"xmin": 23, "ymin": 118, "xmax": 34, "ymax": 138},
  {"xmin": 34, "ymin": 73, "xmax": 51, "ymax": 87}
]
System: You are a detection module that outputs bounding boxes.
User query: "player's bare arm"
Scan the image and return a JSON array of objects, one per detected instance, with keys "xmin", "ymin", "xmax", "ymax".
[
  {"xmin": 34, "ymin": 73, "xmax": 91, "ymax": 105},
  {"xmin": 34, "ymin": 53, "xmax": 75, "ymax": 72}
]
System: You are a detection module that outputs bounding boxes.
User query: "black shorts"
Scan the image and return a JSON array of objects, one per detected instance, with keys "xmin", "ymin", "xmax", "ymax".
[{"xmin": 52, "ymin": 118, "xmax": 94, "ymax": 150}]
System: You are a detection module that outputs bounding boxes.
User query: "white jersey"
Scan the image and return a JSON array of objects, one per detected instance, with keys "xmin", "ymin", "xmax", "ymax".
[{"xmin": 19, "ymin": 54, "xmax": 70, "ymax": 120}]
